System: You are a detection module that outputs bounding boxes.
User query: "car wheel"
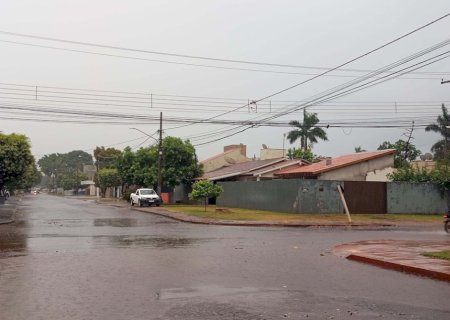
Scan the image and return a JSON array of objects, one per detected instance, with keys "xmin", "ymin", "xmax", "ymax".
[
  {"xmin": 138, "ymin": 200, "xmax": 143, "ymax": 207},
  {"xmin": 156, "ymin": 203, "xmax": 160, "ymax": 207},
  {"xmin": 131, "ymin": 199, "xmax": 134, "ymax": 206}
]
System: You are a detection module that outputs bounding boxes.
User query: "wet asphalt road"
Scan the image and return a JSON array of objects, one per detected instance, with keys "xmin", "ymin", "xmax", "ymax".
[{"xmin": 0, "ymin": 195, "xmax": 449, "ymax": 320}]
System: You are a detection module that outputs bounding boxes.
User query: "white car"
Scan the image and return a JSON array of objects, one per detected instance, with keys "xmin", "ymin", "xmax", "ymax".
[{"xmin": 130, "ymin": 188, "xmax": 161, "ymax": 207}]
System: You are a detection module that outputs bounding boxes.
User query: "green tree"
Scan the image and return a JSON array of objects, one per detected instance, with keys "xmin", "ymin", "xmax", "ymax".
[
  {"xmin": 0, "ymin": 133, "xmax": 35, "ymax": 194},
  {"xmin": 425, "ymin": 104, "xmax": 450, "ymax": 160},
  {"xmin": 119, "ymin": 137, "xmax": 202, "ymax": 190},
  {"xmin": 95, "ymin": 168, "xmax": 122, "ymax": 198},
  {"xmin": 189, "ymin": 180, "xmax": 224, "ymax": 211},
  {"xmin": 354, "ymin": 146, "xmax": 366, "ymax": 153},
  {"xmin": 6, "ymin": 162, "xmax": 41, "ymax": 192},
  {"xmin": 131, "ymin": 147, "xmax": 158, "ymax": 188},
  {"xmin": 287, "ymin": 110, "xmax": 328, "ymax": 150},
  {"xmin": 378, "ymin": 140, "xmax": 421, "ymax": 168},
  {"xmin": 286, "ymin": 148, "xmax": 317, "ymax": 162},
  {"xmin": 388, "ymin": 164, "xmax": 450, "ymax": 191},
  {"xmin": 116, "ymin": 146, "xmax": 136, "ymax": 189},
  {"xmin": 159, "ymin": 137, "xmax": 203, "ymax": 188},
  {"xmin": 387, "ymin": 166, "xmax": 431, "ymax": 183},
  {"xmin": 65, "ymin": 150, "xmax": 93, "ymax": 172},
  {"xmin": 38, "ymin": 151, "xmax": 93, "ymax": 190},
  {"xmin": 56, "ymin": 171, "xmax": 88, "ymax": 193},
  {"xmin": 37, "ymin": 153, "xmax": 66, "ymax": 177},
  {"xmin": 94, "ymin": 146, "xmax": 122, "ymax": 170}
]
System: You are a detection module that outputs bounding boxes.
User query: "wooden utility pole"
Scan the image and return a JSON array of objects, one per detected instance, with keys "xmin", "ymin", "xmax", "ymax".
[{"xmin": 157, "ymin": 112, "xmax": 163, "ymax": 196}]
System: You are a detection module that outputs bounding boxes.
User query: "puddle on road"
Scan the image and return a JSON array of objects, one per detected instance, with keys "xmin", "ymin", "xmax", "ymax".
[
  {"xmin": 157, "ymin": 285, "xmax": 263, "ymax": 300},
  {"xmin": 0, "ymin": 232, "xmax": 27, "ymax": 258},
  {"xmin": 94, "ymin": 218, "xmax": 137, "ymax": 227},
  {"xmin": 93, "ymin": 235, "xmax": 210, "ymax": 249}
]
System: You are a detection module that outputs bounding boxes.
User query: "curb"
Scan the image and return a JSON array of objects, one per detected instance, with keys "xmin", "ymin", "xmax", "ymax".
[
  {"xmin": 91, "ymin": 199, "xmax": 439, "ymax": 229},
  {"xmin": 129, "ymin": 206, "xmax": 396, "ymax": 228},
  {"xmin": 347, "ymin": 254, "xmax": 450, "ymax": 283}
]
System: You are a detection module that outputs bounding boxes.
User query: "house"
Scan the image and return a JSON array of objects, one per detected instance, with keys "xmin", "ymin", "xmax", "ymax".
[
  {"xmin": 275, "ymin": 149, "xmax": 396, "ymax": 181},
  {"xmin": 200, "ymin": 144, "xmax": 249, "ymax": 173},
  {"xmin": 196, "ymin": 158, "xmax": 306, "ymax": 182}
]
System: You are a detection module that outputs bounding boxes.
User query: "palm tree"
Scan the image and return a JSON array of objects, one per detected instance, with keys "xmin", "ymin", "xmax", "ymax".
[
  {"xmin": 287, "ymin": 110, "xmax": 328, "ymax": 150},
  {"xmin": 425, "ymin": 104, "xmax": 450, "ymax": 159}
]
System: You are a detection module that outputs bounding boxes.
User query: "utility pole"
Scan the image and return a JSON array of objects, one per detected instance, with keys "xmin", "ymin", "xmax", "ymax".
[{"xmin": 157, "ymin": 112, "xmax": 163, "ymax": 196}]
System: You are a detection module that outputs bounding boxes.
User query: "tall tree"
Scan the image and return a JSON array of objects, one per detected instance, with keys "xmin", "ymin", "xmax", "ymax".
[
  {"xmin": 37, "ymin": 153, "xmax": 66, "ymax": 177},
  {"xmin": 287, "ymin": 110, "xmax": 328, "ymax": 150},
  {"xmin": 116, "ymin": 137, "xmax": 202, "ymax": 190},
  {"xmin": 378, "ymin": 140, "xmax": 421, "ymax": 168},
  {"xmin": 94, "ymin": 146, "xmax": 122, "ymax": 170},
  {"xmin": 56, "ymin": 171, "xmax": 88, "ymax": 193},
  {"xmin": 425, "ymin": 104, "xmax": 450, "ymax": 160},
  {"xmin": 95, "ymin": 168, "xmax": 121, "ymax": 198},
  {"xmin": 116, "ymin": 147, "xmax": 136, "ymax": 189},
  {"xmin": 0, "ymin": 133, "xmax": 35, "ymax": 193},
  {"xmin": 159, "ymin": 137, "xmax": 203, "ymax": 188},
  {"xmin": 65, "ymin": 150, "xmax": 93, "ymax": 172}
]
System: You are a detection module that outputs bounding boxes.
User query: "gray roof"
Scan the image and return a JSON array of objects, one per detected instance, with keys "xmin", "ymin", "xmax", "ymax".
[{"xmin": 197, "ymin": 158, "xmax": 292, "ymax": 181}]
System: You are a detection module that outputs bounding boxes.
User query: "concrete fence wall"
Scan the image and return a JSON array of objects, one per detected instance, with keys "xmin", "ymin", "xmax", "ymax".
[
  {"xmin": 387, "ymin": 182, "xmax": 447, "ymax": 214},
  {"xmin": 217, "ymin": 180, "xmax": 342, "ymax": 214},
  {"xmin": 217, "ymin": 180, "xmax": 447, "ymax": 214}
]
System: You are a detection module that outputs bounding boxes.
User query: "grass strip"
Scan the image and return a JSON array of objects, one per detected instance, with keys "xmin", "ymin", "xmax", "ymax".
[
  {"xmin": 163, "ymin": 205, "xmax": 441, "ymax": 222},
  {"xmin": 422, "ymin": 251, "xmax": 450, "ymax": 261}
]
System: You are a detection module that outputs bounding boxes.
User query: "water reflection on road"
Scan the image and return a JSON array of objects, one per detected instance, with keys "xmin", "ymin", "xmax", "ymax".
[{"xmin": 0, "ymin": 194, "xmax": 449, "ymax": 320}]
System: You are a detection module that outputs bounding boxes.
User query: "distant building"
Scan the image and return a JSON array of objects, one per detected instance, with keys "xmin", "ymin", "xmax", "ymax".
[
  {"xmin": 411, "ymin": 160, "xmax": 436, "ymax": 172},
  {"xmin": 260, "ymin": 147, "xmax": 285, "ymax": 160},
  {"xmin": 200, "ymin": 144, "xmax": 249, "ymax": 173}
]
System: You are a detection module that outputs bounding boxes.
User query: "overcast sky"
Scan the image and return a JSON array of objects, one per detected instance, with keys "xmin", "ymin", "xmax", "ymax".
[{"xmin": 1, "ymin": 0, "xmax": 450, "ymax": 161}]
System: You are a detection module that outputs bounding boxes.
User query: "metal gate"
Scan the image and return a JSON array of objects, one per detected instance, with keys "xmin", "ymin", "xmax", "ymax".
[{"xmin": 344, "ymin": 181, "xmax": 387, "ymax": 214}]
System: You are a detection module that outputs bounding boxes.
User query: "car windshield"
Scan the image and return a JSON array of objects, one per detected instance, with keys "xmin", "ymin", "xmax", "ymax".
[{"xmin": 140, "ymin": 189, "xmax": 156, "ymax": 195}]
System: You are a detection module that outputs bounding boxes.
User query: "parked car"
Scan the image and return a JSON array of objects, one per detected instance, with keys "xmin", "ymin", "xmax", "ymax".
[{"xmin": 130, "ymin": 188, "xmax": 161, "ymax": 207}]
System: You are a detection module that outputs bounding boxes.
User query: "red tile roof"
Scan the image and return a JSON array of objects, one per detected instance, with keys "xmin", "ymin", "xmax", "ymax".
[{"xmin": 275, "ymin": 149, "xmax": 396, "ymax": 177}]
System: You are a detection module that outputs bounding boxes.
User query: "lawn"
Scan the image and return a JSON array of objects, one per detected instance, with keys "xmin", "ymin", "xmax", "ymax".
[
  {"xmin": 163, "ymin": 205, "xmax": 442, "ymax": 223},
  {"xmin": 422, "ymin": 251, "xmax": 450, "ymax": 261}
]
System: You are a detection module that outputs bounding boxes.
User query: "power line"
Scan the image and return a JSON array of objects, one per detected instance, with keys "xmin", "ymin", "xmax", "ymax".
[
  {"xmin": 0, "ymin": 81, "xmax": 448, "ymax": 107},
  {"xmin": 1, "ymin": 18, "xmax": 450, "ymax": 73},
  {"xmin": 1, "ymin": 38, "xmax": 446, "ymax": 80},
  {"xmin": 165, "ymin": 13, "xmax": 450, "ymax": 131},
  {"xmin": 192, "ymin": 42, "xmax": 450, "ymax": 145}
]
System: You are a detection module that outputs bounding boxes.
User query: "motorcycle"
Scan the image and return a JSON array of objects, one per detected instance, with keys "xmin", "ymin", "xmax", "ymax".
[{"xmin": 445, "ymin": 211, "xmax": 450, "ymax": 233}]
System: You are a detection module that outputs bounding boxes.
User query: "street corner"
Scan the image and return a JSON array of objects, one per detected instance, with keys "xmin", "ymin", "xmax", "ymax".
[{"xmin": 333, "ymin": 239, "xmax": 450, "ymax": 282}]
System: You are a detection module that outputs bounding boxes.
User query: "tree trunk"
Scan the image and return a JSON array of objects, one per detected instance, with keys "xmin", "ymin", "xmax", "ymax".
[{"xmin": 204, "ymin": 197, "xmax": 207, "ymax": 212}]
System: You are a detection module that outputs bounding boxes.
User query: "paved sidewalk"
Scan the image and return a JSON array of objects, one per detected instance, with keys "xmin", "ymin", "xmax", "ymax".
[{"xmin": 334, "ymin": 240, "xmax": 450, "ymax": 283}]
